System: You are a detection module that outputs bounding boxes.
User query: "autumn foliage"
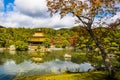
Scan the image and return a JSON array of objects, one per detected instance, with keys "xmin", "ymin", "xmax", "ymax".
[{"xmin": 46, "ymin": 0, "xmax": 120, "ymax": 76}]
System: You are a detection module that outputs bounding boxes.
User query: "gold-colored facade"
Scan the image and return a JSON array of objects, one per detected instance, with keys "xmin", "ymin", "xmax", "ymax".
[
  {"xmin": 28, "ymin": 31, "xmax": 46, "ymax": 44},
  {"xmin": 33, "ymin": 32, "xmax": 44, "ymax": 37},
  {"xmin": 28, "ymin": 37, "xmax": 45, "ymax": 42}
]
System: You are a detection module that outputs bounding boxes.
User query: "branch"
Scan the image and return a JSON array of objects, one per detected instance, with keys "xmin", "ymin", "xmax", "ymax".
[
  {"xmin": 71, "ymin": 12, "xmax": 93, "ymax": 28},
  {"xmin": 78, "ymin": 15, "xmax": 91, "ymax": 20},
  {"xmin": 76, "ymin": 15, "xmax": 88, "ymax": 27}
]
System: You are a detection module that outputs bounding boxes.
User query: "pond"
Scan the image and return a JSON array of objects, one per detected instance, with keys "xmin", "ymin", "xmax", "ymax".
[{"xmin": 0, "ymin": 49, "xmax": 94, "ymax": 80}]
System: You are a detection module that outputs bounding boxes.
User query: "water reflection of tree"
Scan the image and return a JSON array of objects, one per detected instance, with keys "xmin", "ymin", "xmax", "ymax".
[
  {"xmin": 0, "ymin": 51, "xmax": 30, "ymax": 64},
  {"xmin": 71, "ymin": 51, "xmax": 105, "ymax": 69},
  {"xmin": 0, "ymin": 60, "xmax": 4, "ymax": 65},
  {"xmin": 0, "ymin": 50, "xmax": 119, "ymax": 69}
]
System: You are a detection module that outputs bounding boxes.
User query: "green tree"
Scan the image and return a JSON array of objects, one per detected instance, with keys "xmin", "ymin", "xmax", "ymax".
[
  {"xmin": 62, "ymin": 39, "xmax": 69, "ymax": 48},
  {"xmin": 15, "ymin": 41, "xmax": 28, "ymax": 51},
  {"xmin": 0, "ymin": 33, "xmax": 6, "ymax": 47},
  {"xmin": 46, "ymin": 0, "xmax": 120, "ymax": 75},
  {"xmin": 43, "ymin": 38, "xmax": 51, "ymax": 48},
  {"xmin": 69, "ymin": 33, "xmax": 78, "ymax": 49},
  {"xmin": 55, "ymin": 39, "xmax": 63, "ymax": 48}
]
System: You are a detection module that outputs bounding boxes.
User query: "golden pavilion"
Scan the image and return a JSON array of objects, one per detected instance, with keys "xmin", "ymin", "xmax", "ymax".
[{"xmin": 28, "ymin": 30, "xmax": 46, "ymax": 45}]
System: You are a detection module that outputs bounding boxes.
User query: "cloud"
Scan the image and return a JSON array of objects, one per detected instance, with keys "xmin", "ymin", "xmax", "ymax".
[
  {"xmin": 106, "ymin": 12, "xmax": 120, "ymax": 24},
  {"xmin": 93, "ymin": 11, "xmax": 120, "ymax": 28},
  {"xmin": 0, "ymin": 11, "xmax": 75, "ymax": 28},
  {"xmin": 0, "ymin": 0, "xmax": 119, "ymax": 29},
  {"xmin": 14, "ymin": 0, "xmax": 48, "ymax": 17},
  {"xmin": 0, "ymin": 0, "xmax": 76, "ymax": 28}
]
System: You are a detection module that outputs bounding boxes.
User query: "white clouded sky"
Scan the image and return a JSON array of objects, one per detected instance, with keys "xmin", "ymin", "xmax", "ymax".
[
  {"xmin": 0, "ymin": 0, "xmax": 76, "ymax": 28},
  {"xmin": 0, "ymin": 0, "xmax": 120, "ymax": 28}
]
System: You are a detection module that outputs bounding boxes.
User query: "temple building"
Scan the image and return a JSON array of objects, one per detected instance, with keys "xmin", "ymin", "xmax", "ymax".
[{"xmin": 28, "ymin": 30, "xmax": 46, "ymax": 46}]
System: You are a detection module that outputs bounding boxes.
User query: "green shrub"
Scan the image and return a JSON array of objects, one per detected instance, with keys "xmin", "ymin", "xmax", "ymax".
[{"xmin": 15, "ymin": 41, "xmax": 28, "ymax": 51}]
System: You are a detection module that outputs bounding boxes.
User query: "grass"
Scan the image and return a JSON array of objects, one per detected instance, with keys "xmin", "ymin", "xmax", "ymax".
[
  {"xmin": 114, "ymin": 70, "xmax": 120, "ymax": 80},
  {"xmin": 14, "ymin": 71, "xmax": 108, "ymax": 80}
]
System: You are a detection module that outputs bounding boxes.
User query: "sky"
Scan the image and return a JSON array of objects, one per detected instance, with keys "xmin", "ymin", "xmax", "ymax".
[
  {"xmin": 0, "ymin": 0, "xmax": 76, "ymax": 29},
  {"xmin": 0, "ymin": 0, "xmax": 120, "ymax": 29}
]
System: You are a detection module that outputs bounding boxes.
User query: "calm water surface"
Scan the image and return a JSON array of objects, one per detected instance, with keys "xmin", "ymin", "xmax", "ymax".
[{"xmin": 0, "ymin": 49, "xmax": 93, "ymax": 80}]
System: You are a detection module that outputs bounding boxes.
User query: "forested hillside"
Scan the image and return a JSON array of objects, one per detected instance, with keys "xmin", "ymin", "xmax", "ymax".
[{"xmin": 0, "ymin": 27, "xmax": 119, "ymax": 53}]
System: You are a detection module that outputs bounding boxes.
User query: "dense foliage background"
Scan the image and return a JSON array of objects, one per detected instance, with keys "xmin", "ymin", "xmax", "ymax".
[{"xmin": 0, "ymin": 27, "xmax": 120, "ymax": 53}]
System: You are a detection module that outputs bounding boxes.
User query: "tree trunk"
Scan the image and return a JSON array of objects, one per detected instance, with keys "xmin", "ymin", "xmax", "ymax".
[{"xmin": 86, "ymin": 28, "xmax": 112, "ymax": 76}]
